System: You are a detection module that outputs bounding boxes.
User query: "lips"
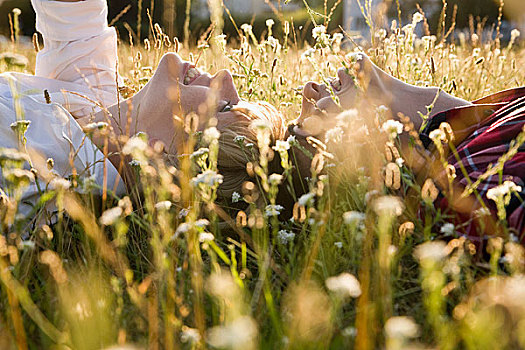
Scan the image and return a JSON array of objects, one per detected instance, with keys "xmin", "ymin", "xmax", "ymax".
[{"xmin": 183, "ymin": 66, "xmax": 201, "ymax": 85}]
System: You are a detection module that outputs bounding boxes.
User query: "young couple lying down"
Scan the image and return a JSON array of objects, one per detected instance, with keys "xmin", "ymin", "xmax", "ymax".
[{"xmin": 1, "ymin": 0, "xmax": 523, "ymax": 244}]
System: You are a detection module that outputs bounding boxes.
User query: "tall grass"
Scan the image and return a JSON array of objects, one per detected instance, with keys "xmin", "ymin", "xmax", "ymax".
[{"xmin": 0, "ymin": 1, "xmax": 524, "ymax": 349}]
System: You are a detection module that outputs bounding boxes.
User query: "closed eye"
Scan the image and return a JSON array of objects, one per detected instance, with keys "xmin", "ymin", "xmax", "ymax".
[{"xmin": 219, "ymin": 101, "xmax": 233, "ymax": 112}]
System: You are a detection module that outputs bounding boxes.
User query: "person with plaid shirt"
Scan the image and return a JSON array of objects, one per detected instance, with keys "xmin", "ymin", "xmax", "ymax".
[{"xmin": 293, "ymin": 53, "xmax": 524, "ymax": 245}]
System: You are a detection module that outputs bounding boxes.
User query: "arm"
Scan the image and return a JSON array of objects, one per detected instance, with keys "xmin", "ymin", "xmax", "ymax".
[{"xmin": 31, "ymin": 0, "xmax": 121, "ymax": 109}]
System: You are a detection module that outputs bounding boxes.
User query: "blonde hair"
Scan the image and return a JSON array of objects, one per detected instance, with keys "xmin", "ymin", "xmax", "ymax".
[{"xmin": 215, "ymin": 101, "xmax": 287, "ymax": 199}]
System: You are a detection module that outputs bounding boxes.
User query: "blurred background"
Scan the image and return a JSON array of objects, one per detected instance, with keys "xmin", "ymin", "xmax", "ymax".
[{"xmin": 0, "ymin": 0, "xmax": 523, "ymax": 44}]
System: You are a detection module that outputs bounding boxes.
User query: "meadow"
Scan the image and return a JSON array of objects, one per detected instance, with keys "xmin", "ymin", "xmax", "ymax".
[{"xmin": 0, "ymin": 1, "xmax": 525, "ymax": 349}]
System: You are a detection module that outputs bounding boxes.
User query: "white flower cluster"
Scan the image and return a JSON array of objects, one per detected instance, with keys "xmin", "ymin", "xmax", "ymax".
[
  {"xmin": 203, "ymin": 127, "xmax": 220, "ymax": 144},
  {"xmin": 277, "ymin": 230, "xmax": 295, "ymax": 245},
  {"xmin": 385, "ymin": 316, "xmax": 420, "ymax": 339},
  {"xmin": 343, "ymin": 211, "xmax": 365, "ymax": 225},
  {"xmin": 191, "ymin": 170, "xmax": 224, "ymax": 187},
  {"xmin": 381, "ymin": 119, "xmax": 404, "ymax": 138},
  {"xmin": 265, "ymin": 204, "xmax": 284, "ymax": 217},
  {"xmin": 273, "ymin": 140, "xmax": 290, "ymax": 153},
  {"xmin": 325, "ymin": 272, "xmax": 362, "ymax": 298},
  {"xmin": 486, "ymin": 181, "xmax": 522, "ymax": 202}
]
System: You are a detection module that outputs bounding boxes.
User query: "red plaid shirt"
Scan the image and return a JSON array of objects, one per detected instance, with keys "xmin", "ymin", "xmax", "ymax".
[{"xmin": 420, "ymin": 87, "xmax": 525, "ymax": 243}]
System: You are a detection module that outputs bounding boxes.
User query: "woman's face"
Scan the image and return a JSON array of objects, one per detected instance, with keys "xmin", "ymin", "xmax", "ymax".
[
  {"xmin": 150, "ymin": 53, "xmax": 243, "ymax": 130},
  {"xmin": 294, "ymin": 68, "xmax": 358, "ymax": 136}
]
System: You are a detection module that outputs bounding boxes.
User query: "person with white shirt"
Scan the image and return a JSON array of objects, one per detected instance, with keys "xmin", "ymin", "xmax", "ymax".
[{"xmin": 0, "ymin": 0, "xmax": 287, "ymax": 216}]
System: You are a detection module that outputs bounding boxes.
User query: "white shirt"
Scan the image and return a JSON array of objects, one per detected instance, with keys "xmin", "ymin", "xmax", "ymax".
[{"xmin": 0, "ymin": 0, "xmax": 125, "ymax": 214}]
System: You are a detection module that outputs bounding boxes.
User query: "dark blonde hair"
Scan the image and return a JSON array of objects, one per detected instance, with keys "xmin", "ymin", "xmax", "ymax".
[{"xmin": 215, "ymin": 101, "xmax": 287, "ymax": 199}]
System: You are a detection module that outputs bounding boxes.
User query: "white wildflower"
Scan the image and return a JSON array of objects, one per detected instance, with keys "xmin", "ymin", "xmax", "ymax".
[
  {"xmin": 207, "ymin": 316, "xmax": 258, "ymax": 349},
  {"xmin": 385, "ymin": 316, "xmax": 420, "ymax": 339},
  {"xmin": 155, "ymin": 201, "xmax": 172, "ymax": 211},
  {"xmin": 265, "ymin": 204, "xmax": 284, "ymax": 217},
  {"xmin": 414, "ymin": 241, "xmax": 448, "ymax": 263},
  {"xmin": 325, "ymin": 272, "xmax": 362, "ymax": 298},
  {"xmin": 429, "ymin": 128, "xmax": 447, "ymax": 143},
  {"xmin": 191, "ymin": 170, "xmax": 224, "ymax": 187},
  {"xmin": 232, "ymin": 191, "xmax": 241, "ymax": 203},
  {"xmin": 266, "ymin": 19, "xmax": 275, "ymax": 28},
  {"xmin": 214, "ymin": 34, "xmax": 227, "ymax": 50},
  {"xmin": 286, "ymin": 135, "xmax": 298, "ymax": 146},
  {"xmin": 233, "ymin": 135, "xmax": 246, "ymax": 144},
  {"xmin": 178, "ymin": 208, "xmax": 189, "ymax": 218},
  {"xmin": 99, "ymin": 207, "xmax": 123, "ymax": 226},
  {"xmin": 199, "ymin": 232, "xmax": 215, "ymax": 243},
  {"xmin": 277, "ymin": 230, "xmax": 295, "ymax": 245},
  {"xmin": 334, "ymin": 242, "xmax": 343, "ymax": 249},
  {"xmin": 83, "ymin": 122, "xmax": 108, "ymax": 133},
  {"xmin": 195, "ymin": 219, "xmax": 210, "ymax": 228},
  {"xmin": 343, "ymin": 211, "xmax": 365, "ymax": 225},
  {"xmin": 203, "ymin": 127, "xmax": 220, "ymax": 143},
  {"xmin": 174, "ymin": 222, "xmax": 191, "ymax": 237},
  {"xmin": 381, "ymin": 120, "xmax": 404, "ymax": 138},
  {"xmin": 191, "ymin": 147, "xmax": 209, "ymax": 160},
  {"xmin": 298, "ymin": 192, "xmax": 315, "ymax": 206},
  {"xmin": 240, "ymin": 23, "xmax": 253, "ymax": 33},
  {"xmin": 412, "ymin": 12, "xmax": 424, "ymax": 24},
  {"xmin": 336, "ymin": 109, "xmax": 359, "ymax": 127},
  {"xmin": 273, "ymin": 140, "xmax": 290, "ymax": 153},
  {"xmin": 325, "ymin": 126, "xmax": 344, "ymax": 144},
  {"xmin": 486, "ymin": 181, "xmax": 522, "ymax": 202},
  {"xmin": 122, "ymin": 135, "xmax": 148, "ymax": 156},
  {"xmin": 373, "ymin": 196, "xmax": 404, "ymax": 217},
  {"xmin": 266, "ymin": 36, "xmax": 280, "ymax": 49},
  {"xmin": 440, "ymin": 223, "xmax": 455, "ymax": 237},
  {"xmin": 268, "ymin": 173, "xmax": 284, "ymax": 186},
  {"xmin": 129, "ymin": 159, "xmax": 141, "ymax": 167},
  {"xmin": 181, "ymin": 326, "xmax": 201, "ymax": 344},
  {"xmin": 312, "ymin": 25, "xmax": 327, "ymax": 39},
  {"xmin": 49, "ymin": 178, "xmax": 71, "ymax": 191}
]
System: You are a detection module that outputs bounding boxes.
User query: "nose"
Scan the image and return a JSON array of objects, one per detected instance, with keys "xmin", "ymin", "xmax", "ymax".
[
  {"xmin": 302, "ymin": 82, "xmax": 330, "ymax": 101},
  {"xmin": 210, "ymin": 69, "xmax": 240, "ymax": 105}
]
